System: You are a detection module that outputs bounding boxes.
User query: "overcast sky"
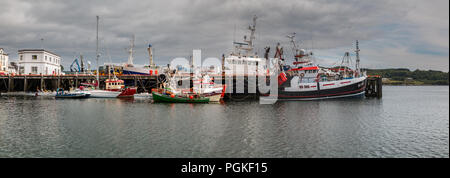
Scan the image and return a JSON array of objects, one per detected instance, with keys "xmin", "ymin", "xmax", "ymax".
[{"xmin": 0, "ymin": 0, "xmax": 448, "ymax": 71}]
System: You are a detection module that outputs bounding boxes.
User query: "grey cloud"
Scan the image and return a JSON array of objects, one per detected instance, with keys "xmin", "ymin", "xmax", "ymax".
[{"xmin": 0, "ymin": 0, "xmax": 448, "ymax": 71}]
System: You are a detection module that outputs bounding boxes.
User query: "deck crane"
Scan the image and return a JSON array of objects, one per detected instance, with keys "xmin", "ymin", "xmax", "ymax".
[{"xmin": 70, "ymin": 58, "xmax": 81, "ymax": 72}]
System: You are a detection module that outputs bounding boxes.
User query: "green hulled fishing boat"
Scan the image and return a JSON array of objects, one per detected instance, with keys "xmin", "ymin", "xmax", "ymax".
[{"xmin": 152, "ymin": 91, "xmax": 210, "ymax": 103}]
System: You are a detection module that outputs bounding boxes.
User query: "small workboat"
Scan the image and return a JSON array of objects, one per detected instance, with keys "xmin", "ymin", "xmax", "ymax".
[
  {"xmin": 152, "ymin": 90, "xmax": 209, "ymax": 103},
  {"xmin": 55, "ymin": 89, "xmax": 90, "ymax": 99},
  {"xmin": 85, "ymin": 76, "xmax": 136, "ymax": 98},
  {"xmin": 192, "ymin": 74, "xmax": 226, "ymax": 102}
]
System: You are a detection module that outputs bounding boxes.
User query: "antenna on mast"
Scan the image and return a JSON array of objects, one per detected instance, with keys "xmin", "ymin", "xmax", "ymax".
[
  {"xmin": 127, "ymin": 34, "xmax": 135, "ymax": 65},
  {"xmin": 286, "ymin": 33, "xmax": 297, "ymax": 55},
  {"xmin": 248, "ymin": 15, "xmax": 257, "ymax": 49},
  {"xmin": 355, "ymin": 40, "xmax": 361, "ymax": 77},
  {"xmin": 40, "ymin": 38, "xmax": 44, "ymax": 49},
  {"xmin": 147, "ymin": 43, "xmax": 154, "ymax": 67},
  {"xmin": 96, "ymin": 15, "xmax": 100, "ymax": 87}
]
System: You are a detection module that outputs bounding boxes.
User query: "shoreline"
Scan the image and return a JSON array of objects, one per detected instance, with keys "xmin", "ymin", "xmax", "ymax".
[{"xmin": 382, "ymin": 84, "xmax": 449, "ymax": 86}]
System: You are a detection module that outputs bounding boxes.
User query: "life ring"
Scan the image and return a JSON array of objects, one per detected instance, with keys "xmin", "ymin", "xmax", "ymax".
[{"xmin": 300, "ymin": 73, "xmax": 305, "ymax": 77}]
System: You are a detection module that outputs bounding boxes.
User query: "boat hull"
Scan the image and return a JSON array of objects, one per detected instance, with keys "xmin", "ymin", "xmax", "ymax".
[
  {"xmin": 206, "ymin": 93, "xmax": 222, "ymax": 102},
  {"xmin": 280, "ymin": 78, "xmax": 366, "ymax": 100},
  {"xmin": 122, "ymin": 66, "xmax": 152, "ymax": 75},
  {"xmin": 152, "ymin": 92, "xmax": 209, "ymax": 103},
  {"xmin": 89, "ymin": 88, "xmax": 136, "ymax": 98},
  {"xmin": 263, "ymin": 77, "xmax": 367, "ymax": 101},
  {"xmin": 55, "ymin": 93, "xmax": 90, "ymax": 99}
]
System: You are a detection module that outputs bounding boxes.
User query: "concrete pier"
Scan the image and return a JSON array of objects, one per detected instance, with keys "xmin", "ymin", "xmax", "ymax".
[{"xmin": 0, "ymin": 74, "xmax": 158, "ymax": 93}]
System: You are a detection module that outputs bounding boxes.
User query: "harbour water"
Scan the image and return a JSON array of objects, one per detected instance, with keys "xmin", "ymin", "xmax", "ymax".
[{"xmin": 0, "ymin": 86, "xmax": 448, "ymax": 158}]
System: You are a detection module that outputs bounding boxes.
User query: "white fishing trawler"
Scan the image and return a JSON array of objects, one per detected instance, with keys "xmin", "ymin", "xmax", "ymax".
[{"xmin": 268, "ymin": 35, "xmax": 367, "ymax": 100}]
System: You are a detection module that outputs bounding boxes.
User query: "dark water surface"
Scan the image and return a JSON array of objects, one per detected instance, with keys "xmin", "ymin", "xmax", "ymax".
[{"xmin": 0, "ymin": 86, "xmax": 448, "ymax": 157}]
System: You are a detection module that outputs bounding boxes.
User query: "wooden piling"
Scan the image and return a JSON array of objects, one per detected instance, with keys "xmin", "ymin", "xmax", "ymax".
[
  {"xmin": 23, "ymin": 76, "xmax": 27, "ymax": 92},
  {"xmin": 365, "ymin": 75, "xmax": 382, "ymax": 98},
  {"xmin": 8, "ymin": 75, "xmax": 13, "ymax": 92},
  {"xmin": 40, "ymin": 75, "xmax": 44, "ymax": 90}
]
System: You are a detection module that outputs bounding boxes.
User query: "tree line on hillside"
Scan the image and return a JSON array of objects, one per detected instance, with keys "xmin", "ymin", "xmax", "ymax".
[{"xmin": 364, "ymin": 68, "xmax": 449, "ymax": 85}]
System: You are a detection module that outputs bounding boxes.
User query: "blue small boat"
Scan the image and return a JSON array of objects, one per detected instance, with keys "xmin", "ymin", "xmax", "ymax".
[{"xmin": 55, "ymin": 88, "xmax": 90, "ymax": 99}]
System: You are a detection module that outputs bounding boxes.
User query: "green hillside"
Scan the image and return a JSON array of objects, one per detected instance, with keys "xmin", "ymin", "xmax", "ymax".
[{"xmin": 365, "ymin": 68, "xmax": 449, "ymax": 85}]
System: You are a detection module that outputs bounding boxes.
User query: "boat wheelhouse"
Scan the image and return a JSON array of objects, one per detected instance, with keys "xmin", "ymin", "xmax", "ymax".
[
  {"xmin": 224, "ymin": 15, "xmax": 266, "ymax": 76},
  {"xmin": 105, "ymin": 77, "xmax": 125, "ymax": 91}
]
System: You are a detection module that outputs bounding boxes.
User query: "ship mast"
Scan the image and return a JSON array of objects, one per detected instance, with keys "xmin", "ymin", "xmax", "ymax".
[
  {"xmin": 127, "ymin": 34, "xmax": 135, "ymax": 65},
  {"xmin": 147, "ymin": 44, "xmax": 154, "ymax": 67},
  {"xmin": 96, "ymin": 15, "xmax": 100, "ymax": 88},
  {"xmin": 286, "ymin": 33, "xmax": 298, "ymax": 60},
  {"xmin": 245, "ymin": 15, "xmax": 257, "ymax": 53},
  {"xmin": 355, "ymin": 40, "xmax": 361, "ymax": 77},
  {"xmin": 287, "ymin": 33, "xmax": 297, "ymax": 53},
  {"xmin": 234, "ymin": 15, "xmax": 258, "ymax": 56}
]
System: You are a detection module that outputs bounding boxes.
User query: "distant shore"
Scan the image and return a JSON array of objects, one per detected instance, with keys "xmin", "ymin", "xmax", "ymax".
[
  {"xmin": 382, "ymin": 83, "xmax": 449, "ymax": 86},
  {"xmin": 366, "ymin": 68, "xmax": 449, "ymax": 86}
]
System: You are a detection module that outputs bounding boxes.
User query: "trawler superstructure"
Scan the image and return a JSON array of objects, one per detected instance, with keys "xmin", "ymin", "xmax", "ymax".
[
  {"xmin": 224, "ymin": 15, "xmax": 265, "ymax": 76},
  {"xmin": 272, "ymin": 34, "xmax": 367, "ymax": 100}
]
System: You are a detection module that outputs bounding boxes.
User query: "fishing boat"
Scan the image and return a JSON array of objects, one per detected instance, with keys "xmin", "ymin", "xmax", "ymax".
[
  {"xmin": 152, "ymin": 89, "xmax": 209, "ymax": 103},
  {"xmin": 266, "ymin": 36, "xmax": 367, "ymax": 100},
  {"xmin": 192, "ymin": 74, "xmax": 226, "ymax": 102},
  {"xmin": 55, "ymin": 88, "xmax": 90, "ymax": 99},
  {"xmin": 87, "ymin": 76, "xmax": 136, "ymax": 98}
]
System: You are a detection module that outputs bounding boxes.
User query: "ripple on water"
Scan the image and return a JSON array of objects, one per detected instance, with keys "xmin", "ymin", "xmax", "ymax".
[{"xmin": 0, "ymin": 86, "xmax": 448, "ymax": 157}]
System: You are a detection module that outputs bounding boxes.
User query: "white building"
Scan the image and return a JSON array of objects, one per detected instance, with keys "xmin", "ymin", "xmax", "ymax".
[
  {"xmin": 0, "ymin": 48, "xmax": 8, "ymax": 73},
  {"xmin": 8, "ymin": 62, "xmax": 18, "ymax": 74},
  {"xmin": 17, "ymin": 49, "xmax": 62, "ymax": 75}
]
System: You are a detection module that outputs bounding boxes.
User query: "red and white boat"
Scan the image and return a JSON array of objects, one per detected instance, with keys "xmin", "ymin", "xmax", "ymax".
[
  {"xmin": 85, "ymin": 77, "xmax": 136, "ymax": 98},
  {"xmin": 264, "ymin": 35, "xmax": 367, "ymax": 101},
  {"xmin": 192, "ymin": 74, "xmax": 226, "ymax": 102}
]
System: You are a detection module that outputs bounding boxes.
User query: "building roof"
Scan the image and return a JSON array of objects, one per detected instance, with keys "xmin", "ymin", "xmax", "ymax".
[
  {"xmin": 18, "ymin": 49, "xmax": 60, "ymax": 57},
  {"xmin": 0, "ymin": 48, "xmax": 7, "ymax": 55}
]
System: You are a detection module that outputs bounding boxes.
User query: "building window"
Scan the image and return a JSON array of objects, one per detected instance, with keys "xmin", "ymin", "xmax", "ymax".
[
  {"xmin": 32, "ymin": 55, "xmax": 37, "ymax": 60},
  {"xmin": 20, "ymin": 55, "xmax": 23, "ymax": 60},
  {"xmin": 45, "ymin": 56, "xmax": 47, "ymax": 61},
  {"xmin": 19, "ymin": 66, "xmax": 24, "ymax": 74},
  {"xmin": 31, "ymin": 66, "xmax": 38, "ymax": 74}
]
